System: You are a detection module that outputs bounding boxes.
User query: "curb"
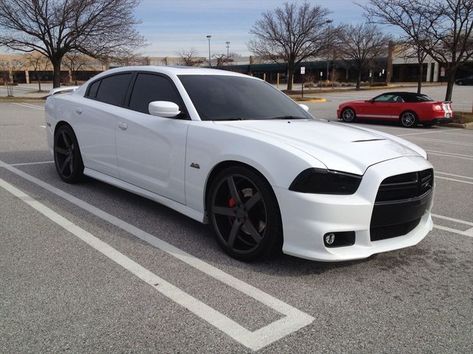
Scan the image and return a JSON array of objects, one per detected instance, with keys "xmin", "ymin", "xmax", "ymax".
[
  {"xmin": 293, "ymin": 98, "xmax": 327, "ymax": 103},
  {"xmin": 0, "ymin": 96, "xmax": 47, "ymax": 102},
  {"xmin": 446, "ymin": 122, "xmax": 473, "ymax": 129}
]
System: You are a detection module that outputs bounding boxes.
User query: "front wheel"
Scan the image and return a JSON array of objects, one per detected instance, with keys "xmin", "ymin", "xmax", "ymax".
[
  {"xmin": 341, "ymin": 108, "xmax": 356, "ymax": 122},
  {"xmin": 208, "ymin": 166, "xmax": 283, "ymax": 261},
  {"xmin": 54, "ymin": 124, "xmax": 84, "ymax": 183},
  {"xmin": 400, "ymin": 111, "xmax": 418, "ymax": 128}
]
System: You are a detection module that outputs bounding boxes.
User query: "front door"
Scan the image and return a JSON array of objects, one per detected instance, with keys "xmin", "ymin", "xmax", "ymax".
[{"xmin": 116, "ymin": 72, "xmax": 189, "ymax": 204}]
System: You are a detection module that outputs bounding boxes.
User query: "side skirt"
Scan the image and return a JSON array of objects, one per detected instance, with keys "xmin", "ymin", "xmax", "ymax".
[{"xmin": 83, "ymin": 168, "xmax": 205, "ymax": 223}]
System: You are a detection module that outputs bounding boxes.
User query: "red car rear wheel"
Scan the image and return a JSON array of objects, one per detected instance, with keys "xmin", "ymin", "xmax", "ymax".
[{"xmin": 400, "ymin": 111, "xmax": 418, "ymax": 128}]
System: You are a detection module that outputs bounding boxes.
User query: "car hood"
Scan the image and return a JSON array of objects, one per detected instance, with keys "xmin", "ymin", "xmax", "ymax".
[{"xmin": 217, "ymin": 119, "xmax": 424, "ymax": 175}]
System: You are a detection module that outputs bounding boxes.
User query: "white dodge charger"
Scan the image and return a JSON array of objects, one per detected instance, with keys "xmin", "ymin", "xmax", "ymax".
[{"xmin": 45, "ymin": 66, "xmax": 434, "ymax": 262}]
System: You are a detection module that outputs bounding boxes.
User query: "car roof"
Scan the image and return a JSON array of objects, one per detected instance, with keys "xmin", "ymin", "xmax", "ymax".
[
  {"xmin": 94, "ymin": 65, "xmax": 253, "ymax": 78},
  {"xmin": 383, "ymin": 92, "xmax": 427, "ymax": 97}
]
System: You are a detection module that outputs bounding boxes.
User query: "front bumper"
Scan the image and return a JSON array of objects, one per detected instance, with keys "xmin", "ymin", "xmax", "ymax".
[{"xmin": 275, "ymin": 156, "xmax": 434, "ymax": 262}]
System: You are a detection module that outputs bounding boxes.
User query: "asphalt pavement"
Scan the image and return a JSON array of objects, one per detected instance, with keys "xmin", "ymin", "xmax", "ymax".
[{"xmin": 0, "ymin": 98, "xmax": 472, "ymax": 353}]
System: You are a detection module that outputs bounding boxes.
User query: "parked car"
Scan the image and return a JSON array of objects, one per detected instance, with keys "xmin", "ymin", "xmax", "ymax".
[
  {"xmin": 337, "ymin": 92, "xmax": 453, "ymax": 127},
  {"xmin": 455, "ymin": 75, "xmax": 473, "ymax": 85},
  {"xmin": 46, "ymin": 67, "xmax": 433, "ymax": 262}
]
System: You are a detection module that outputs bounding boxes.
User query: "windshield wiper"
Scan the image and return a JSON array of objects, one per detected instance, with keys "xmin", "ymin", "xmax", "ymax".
[{"xmin": 269, "ymin": 115, "xmax": 306, "ymax": 120}]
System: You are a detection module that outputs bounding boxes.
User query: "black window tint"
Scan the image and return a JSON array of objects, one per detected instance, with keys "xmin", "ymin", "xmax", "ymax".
[
  {"xmin": 129, "ymin": 73, "xmax": 182, "ymax": 114},
  {"xmin": 178, "ymin": 75, "xmax": 311, "ymax": 121},
  {"xmin": 95, "ymin": 73, "xmax": 132, "ymax": 106},
  {"xmin": 87, "ymin": 80, "xmax": 100, "ymax": 98}
]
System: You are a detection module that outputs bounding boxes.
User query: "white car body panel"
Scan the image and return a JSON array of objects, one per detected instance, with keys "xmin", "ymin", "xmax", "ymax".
[{"xmin": 45, "ymin": 66, "xmax": 434, "ymax": 262}]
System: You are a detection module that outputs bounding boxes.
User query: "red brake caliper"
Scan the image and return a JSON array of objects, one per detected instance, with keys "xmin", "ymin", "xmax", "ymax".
[{"xmin": 228, "ymin": 197, "xmax": 237, "ymax": 208}]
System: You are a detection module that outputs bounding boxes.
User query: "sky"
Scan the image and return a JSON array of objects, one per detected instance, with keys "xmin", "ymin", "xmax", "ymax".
[{"xmin": 135, "ymin": 0, "xmax": 371, "ymax": 57}]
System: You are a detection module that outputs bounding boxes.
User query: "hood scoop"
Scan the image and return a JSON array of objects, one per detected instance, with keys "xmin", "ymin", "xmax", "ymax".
[{"xmin": 352, "ymin": 138, "xmax": 386, "ymax": 143}]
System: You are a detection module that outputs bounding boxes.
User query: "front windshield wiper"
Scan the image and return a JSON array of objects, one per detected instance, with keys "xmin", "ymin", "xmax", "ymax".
[{"xmin": 268, "ymin": 115, "xmax": 307, "ymax": 120}]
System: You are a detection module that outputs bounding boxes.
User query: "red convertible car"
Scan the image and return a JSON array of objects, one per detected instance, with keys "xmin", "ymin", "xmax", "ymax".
[{"xmin": 337, "ymin": 92, "xmax": 453, "ymax": 127}]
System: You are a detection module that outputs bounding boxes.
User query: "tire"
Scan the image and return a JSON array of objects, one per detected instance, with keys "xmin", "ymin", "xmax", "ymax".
[
  {"xmin": 54, "ymin": 124, "xmax": 84, "ymax": 183},
  {"xmin": 207, "ymin": 166, "xmax": 283, "ymax": 261},
  {"xmin": 400, "ymin": 111, "xmax": 418, "ymax": 128},
  {"xmin": 457, "ymin": 81, "xmax": 463, "ymax": 85},
  {"xmin": 341, "ymin": 108, "xmax": 356, "ymax": 123}
]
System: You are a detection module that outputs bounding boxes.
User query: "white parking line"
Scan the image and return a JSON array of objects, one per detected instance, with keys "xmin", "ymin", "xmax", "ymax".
[
  {"xmin": 432, "ymin": 213, "xmax": 473, "ymax": 227},
  {"xmin": 409, "ymin": 137, "xmax": 473, "ymax": 147},
  {"xmin": 426, "ymin": 150, "xmax": 473, "ymax": 161},
  {"xmin": 434, "ymin": 224, "xmax": 473, "ymax": 237},
  {"xmin": 0, "ymin": 160, "xmax": 314, "ymax": 351},
  {"xmin": 436, "ymin": 176, "xmax": 473, "ymax": 185},
  {"xmin": 398, "ymin": 129, "xmax": 453, "ymax": 137},
  {"xmin": 436, "ymin": 171, "xmax": 473, "ymax": 180},
  {"xmin": 432, "ymin": 213, "xmax": 473, "ymax": 237},
  {"xmin": 10, "ymin": 160, "xmax": 54, "ymax": 167},
  {"xmin": 12, "ymin": 102, "xmax": 44, "ymax": 111}
]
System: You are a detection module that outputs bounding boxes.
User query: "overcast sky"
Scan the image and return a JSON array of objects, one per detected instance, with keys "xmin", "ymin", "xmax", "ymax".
[{"xmin": 136, "ymin": 0, "xmax": 371, "ymax": 57}]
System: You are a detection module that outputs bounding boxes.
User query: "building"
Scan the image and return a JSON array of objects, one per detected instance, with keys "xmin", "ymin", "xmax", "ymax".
[{"xmin": 0, "ymin": 49, "xmax": 471, "ymax": 86}]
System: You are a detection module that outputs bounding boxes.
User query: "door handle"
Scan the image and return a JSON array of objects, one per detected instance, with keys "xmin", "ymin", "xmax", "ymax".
[
  {"xmin": 75, "ymin": 108, "xmax": 82, "ymax": 115},
  {"xmin": 118, "ymin": 122, "xmax": 128, "ymax": 130}
]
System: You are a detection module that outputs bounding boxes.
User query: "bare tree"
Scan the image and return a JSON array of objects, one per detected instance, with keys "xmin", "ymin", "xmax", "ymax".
[
  {"xmin": 178, "ymin": 49, "xmax": 204, "ymax": 66},
  {"xmin": 364, "ymin": 0, "xmax": 473, "ymax": 100},
  {"xmin": 363, "ymin": 0, "xmax": 432, "ymax": 93},
  {"xmin": 398, "ymin": 39, "xmax": 429, "ymax": 93},
  {"xmin": 213, "ymin": 54, "xmax": 234, "ymax": 67},
  {"xmin": 338, "ymin": 23, "xmax": 390, "ymax": 89},
  {"xmin": 25, "ymin": 53, "xmax": 49, "ymax": 92},
  {"xmin": 248, "ymin": 1, "xmax": 334, "ymax": 90},
  {"xmin": 0, "ymin": 0, "xmax": 144, "ymax": 88},
  {"xmin": 63, "ymin": 52, "xmax": 94, "ymax": 85}
]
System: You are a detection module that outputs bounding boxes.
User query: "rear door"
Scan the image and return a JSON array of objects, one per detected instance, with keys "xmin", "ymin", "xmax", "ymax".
[
  {"xmin": 76, "ymin": 72, "xmax": 133, "ymax": 176},
  {"xmin": 116, "ymin": 72, "xmax": 190, "ymax": 204}
]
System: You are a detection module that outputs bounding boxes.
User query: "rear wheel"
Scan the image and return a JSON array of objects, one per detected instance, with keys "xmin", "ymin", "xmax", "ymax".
[
  {"xmin": 400, "ymin": 111, "xmax": 418, "ymax": 128},
  {"xmin": 457, "ymin": 81, "xmax": 463, "ymax": 85},
  {"xmin": 341, "ymin": 108, "xmax": 356, "ymax": 122},
  {"xmin": 208, "ymin": 166, "xmax": 282, "ymax": 261},
  {"xmin": 54, "ymin": 124, "xmax": 84, "ymax": 183}
]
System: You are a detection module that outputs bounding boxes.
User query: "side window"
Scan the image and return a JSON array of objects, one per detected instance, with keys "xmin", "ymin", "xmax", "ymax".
[
  {"xmin": 95, "ymin": 73, "xmax": 132, "ymax": 106},
  {"xmin": 129, "ymin": 73, "xmax": 184, "ymax": 115},
  {"xmin": 374, "ymin": 94, "xmax": 396, "ymax": 102},
  {"xmin": 87, "ymin": 80, "xmax": 100, "ymax": 98}
]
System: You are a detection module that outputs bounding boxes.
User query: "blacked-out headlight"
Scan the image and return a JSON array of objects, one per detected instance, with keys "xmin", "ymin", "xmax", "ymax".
[{"xmin": 289, "ymin": 168, "xmax": 362, "ymax": 195}]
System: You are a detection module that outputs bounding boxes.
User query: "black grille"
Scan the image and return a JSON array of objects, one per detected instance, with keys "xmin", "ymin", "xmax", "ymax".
[
  {"xmin": 371, "ymin": 218, "xmax": 421, "ymax": 241},
  {"xmin": 370, "ymin": 169, "xmax": 433, "ymax": 241},
  {"xmin": 375, "ymin": 169, "xmax": 433, "ymax": 202}
]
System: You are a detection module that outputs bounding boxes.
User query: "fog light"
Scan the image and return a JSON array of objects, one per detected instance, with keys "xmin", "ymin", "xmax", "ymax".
[
  {"xmin": 325, "ymin": 233, "xmax": 335, "ymax": 245},
  {"xmin": 324, "ymin": 231, "xmax": 356, "ymax": 248}
]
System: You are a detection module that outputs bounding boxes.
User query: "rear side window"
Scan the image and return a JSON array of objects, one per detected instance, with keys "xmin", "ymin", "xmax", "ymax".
[
  {"xmin": 402, "ymin": 93, "xmax": 433, "ymax": 102},
  {"xmin": 95, "ymin": 73, "xmax": 132, "ymax": 106},
  {"xmin": 87, "ymin": 80, "xmax": 100, "ymax": 98},
  {"xmin": 129, "ymin": 73, "xmax": 183, "ymax": 114}
]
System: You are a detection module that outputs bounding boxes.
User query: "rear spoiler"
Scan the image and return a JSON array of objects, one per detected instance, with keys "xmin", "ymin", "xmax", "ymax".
[{"xmin": 48, "ymin": 86, "xmax": 80, "ymax": 96}]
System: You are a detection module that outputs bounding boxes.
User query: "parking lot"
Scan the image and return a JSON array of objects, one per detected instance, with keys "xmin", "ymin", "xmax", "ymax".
[{"xmin": 1, "ymin": 95, "xmax": 472, "ymax": 352}]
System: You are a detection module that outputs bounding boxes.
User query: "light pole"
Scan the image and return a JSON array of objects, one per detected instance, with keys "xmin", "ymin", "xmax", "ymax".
[
  {"xmin": 226, "ymin": 41, "xmax": 230, "ymax": 57},
  {"xmin": 325, "ymin": 20, "xmax": 333, "ymax": 82},
  {"xmin": 206, "ymin": 35, "xmax": 212, "ymax": 67}
]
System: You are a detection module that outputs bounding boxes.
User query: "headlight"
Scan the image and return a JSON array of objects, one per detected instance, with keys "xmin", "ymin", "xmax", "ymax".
[
  {"xmin": 433, "ymin": 104, "xmax": 442, "ymax": 111},
  {"xmin": 289, "ymin": 168, "xmax": 362, "ymax": 194}
]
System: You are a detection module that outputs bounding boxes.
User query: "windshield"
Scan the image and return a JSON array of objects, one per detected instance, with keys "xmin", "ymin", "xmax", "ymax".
[{"xmin": 178, "ymin": 75, "xmax": 312, "ymax": 121}]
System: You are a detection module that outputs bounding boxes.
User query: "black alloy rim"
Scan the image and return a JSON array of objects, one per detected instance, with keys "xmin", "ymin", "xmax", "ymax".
[
  {"xmin": 211, "ymin": 175, "xmax": 268, "ymax": 254},
  {"xmin": 55, "ymin": 131, "xmax": 75, "ymax": 178},
  {"xmin": 401, "ymin": 112, "xmax": 416, "ymax": 127},
  {"xmin": 343, "ymin": 109, "xmax": 355, "ymax": 121}
]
